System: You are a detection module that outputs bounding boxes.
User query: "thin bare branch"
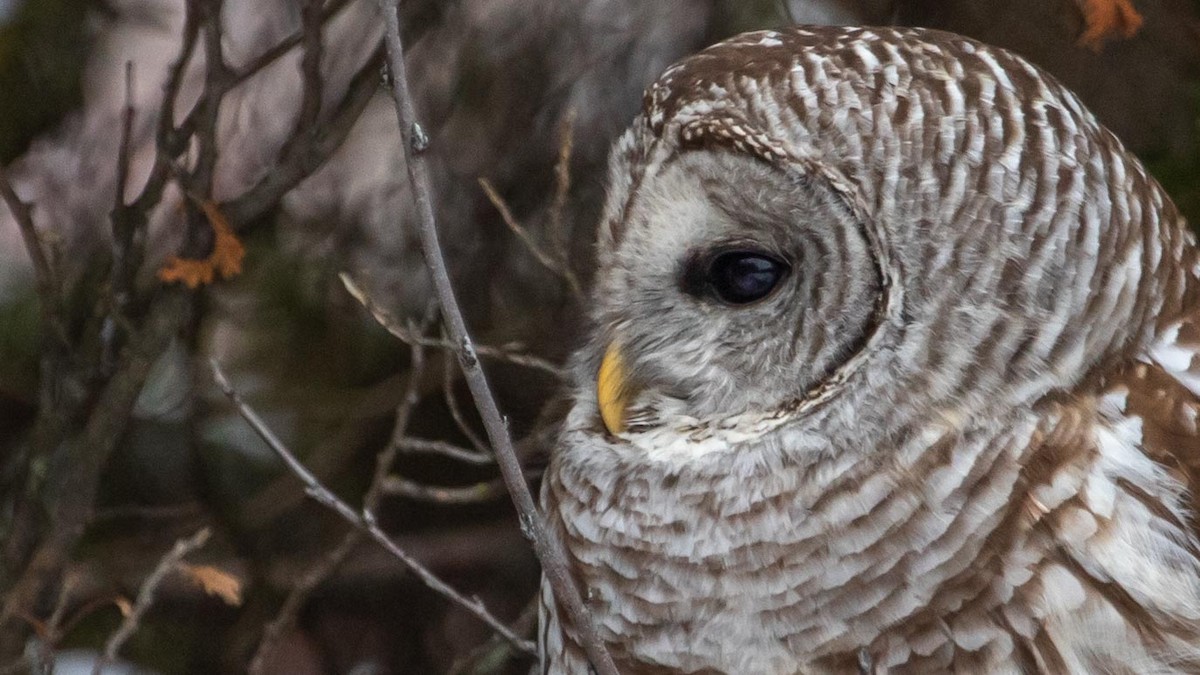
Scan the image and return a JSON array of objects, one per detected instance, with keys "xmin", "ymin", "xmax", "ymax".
[
  {"xmin": 44, "ymin": 572, "xmax": 78, "ymax": 640},
  {"xmin": 94, "ymin": 528, "xmax": 211, "ymax": 675},
  {"xmin": 191, "ymin": 0, "xmax": 233, "ymax": 196},
  {"xmin": 0, "ymin": 167, "xmax": 66, "ymax": 347},
  {"xmin": 0, "ymin": 289, "xmax": 192, "ymax": 642},
  {"xmin": 340, "ymin": 273, "xmax": 565, "ymax": 377},
  {"xmin": 468, "ymin": 343, "xmax": 565, "ymax": 376},
  {"xmin": 252, "ymin": 309, "xmax": 490, "ymax": 672},
  {"xmin": 374, "ymin": 2, "xmax": 617, "ymax": 671},
  {"xmin": 381, "ymin": 476, "xmax": 510, "ymax": 504},
  {"xmin": 448, "ymin": 597, "xmax": 540, "ymax": 675},
  {"xmin": 480, "ymin": 178, "xmax": 583, "ymax": 298},
  {"xmin": 247, "ymin": 530, "xmax": 361, "ymax": 675},
  {"xmin": 211, "ymin": 361, "xmax": 535, "ymax": 657},
  {"xmin": 2, "ymin": 0, "xmax": 386, "ymax": 662},
  {"xmin": 0, "ymin": 0, "xmax": 210, "ymax": 652},
  {"xmin": 115, "ymin": 61, "xmax": 136, "ymax": 204},
  {"xmin": 222, "ymin": 46, "xmax": 383, "ymax": 226},
  {"xmin": 378, "ymin": 322, "xmax": 515, "ymax": 503},
  {"xmin": 105, "ymin": 60, "xmax": 139, "ymax": 372},
  {"xmin": 231, "ymin": 0, "xmax": 356, "ymax": 85},
  {"xmin": 395, "ymin": 437, "xmax": 495, "ymax": 466},
  {"xmin": 122, "ymin": 0, "xmax": 199, "ymax": 222},
  {"xmin": 156, "ymin": 0, "xmax": 200, "ymax": 150},
  {"xmin": 549, "ymin": 109, "xmax": 576, "ymax": 266},
  {"xmin": 263, "ymin": 0, "xmax": 326, "ymax": 179},
  {"xmin": 296, "ymin": 0, "xmax": 324, "ymax": 133},
  {"xmin": 249, "ymin": 311, "xmax": 427, "ymax": 673},
  {"xmin": 368, "ymin": 310, "xmax": 435, "ymax": 507},
  {"xmin": 442, "ymin": 352, "xmax": 492, "ymax": 456}
]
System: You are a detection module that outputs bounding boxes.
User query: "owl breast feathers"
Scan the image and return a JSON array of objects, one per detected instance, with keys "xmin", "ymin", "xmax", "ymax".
[{"xmin": 538, "ymin": 25, "xmax": 1200, "ymax": 674}]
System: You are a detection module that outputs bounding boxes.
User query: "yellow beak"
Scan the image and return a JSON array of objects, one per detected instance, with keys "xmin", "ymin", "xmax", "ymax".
[{"xmin": 597, "ymin": 343, "xmax": 632, "ymax": 436}]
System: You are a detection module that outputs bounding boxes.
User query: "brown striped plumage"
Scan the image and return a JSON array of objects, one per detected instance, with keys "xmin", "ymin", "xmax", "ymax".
[{"xmin": 539, "ymin": 26, "xmax": 1200, "ymax": 673}]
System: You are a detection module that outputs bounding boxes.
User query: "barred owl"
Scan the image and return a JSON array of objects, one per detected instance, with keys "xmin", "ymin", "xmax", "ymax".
[{"xmin": 538, "ymin": 25, "xmax": 1200, "ymax": 674}]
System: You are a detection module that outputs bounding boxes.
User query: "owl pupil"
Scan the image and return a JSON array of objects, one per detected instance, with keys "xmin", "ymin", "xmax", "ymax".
[{"xmin": 706, "ymin": 251, "xmax": 787, "ymax": 305}]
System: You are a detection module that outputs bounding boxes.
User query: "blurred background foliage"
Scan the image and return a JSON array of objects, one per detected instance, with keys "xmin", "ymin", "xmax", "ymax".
[
  {"xmin": 0, "ymin": 0, "xmax": 87, "ymax": 162},
  {"xmin": 0, "ymin": 0, "xmax": 1198, "ymax": 214},
  {"xmin": 1148, "ymin": 83, "xmax": 1200, "ymax": 226}
]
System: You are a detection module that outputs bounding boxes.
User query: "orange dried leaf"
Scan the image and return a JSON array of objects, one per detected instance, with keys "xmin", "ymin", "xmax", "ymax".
[
  {"xmin": 157, "ymin": 200, "xmax": 245, "ymax": 287},
  {"xmin": 158, "ymin": 256, "xmax": 215, "ymax": 289},
  {"xmin": 1076, "ymin": 0, "xmax": 1144, "ymax": 49},
  {"xmin": 179, "ymin": 564, "xmax": 243, "ymax": 606},
  {"xmin": 200, "ymin": 200, "xmax": 245, "ymax": 278},
  {"xmin": 114, "ymin": 596, "xmax": 134, "ymax": 618}
]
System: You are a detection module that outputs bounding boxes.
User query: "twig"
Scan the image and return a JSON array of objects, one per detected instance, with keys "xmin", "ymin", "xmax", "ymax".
[
  {"xmin": 222, "ymin": 46, "xmax": 384, "ymax": 226},
  {"xmin": 268, "ymin": 0, "xmax": 325, "ymax": 173},
  {"xmin": 2, "ymin": 0, "xmax": 386, "ymax": 661},
  {"xmin": 378, "ymin": 322, "xmax": 517, "ymax": 503},
  {"xmin": 121, "ymin": 0, "xmax": 199, "ymax": 223},
  {"xmin": 368, "ymin": 311, "xmax": 436, "ymax": 509},
  {"xmin": 381, "ymin": 476, "xmax": 510, "ymax": 504},
  {"xmin": 253, "ymin": 310, "xmax": 524, "ymax": 671},
  {"xmin": 395, "ymin": 437, "xmax": 495, "ymax": 466},
  {"xmin": 111, "ymin": 60, "xmax": 137, "ymax": 278},
  {"xmin": 548, "ymin": 109, "xmax": 576, "ymax": 281},
  {"xmin": 151, "ymin": 0, "xmax": 232, "ymax": 268},
  {"xmin": 1, "ymin": 290, "xmax": 192, "ymax": 643},
  {"xmin": 54, "ymin": 595, "xmax": 127, "ymax": 648},
  {"xmin": 296, "ymin": 0, "xmax": 323, "ymax": 133},
  {"xmin": 154, "ymin": 0, "xmax": 201, "ymax": 156},
  {"xmin": 190, "ymin": 0, "xmax": 232, "ymax": 197},
  {"xmin": 94, "ymin": 528, "xmax": 211, "ymax": 675},
  {"xmin": 211, "ymin": 361, "xmax": 535, "ymax": 656},
  {"xmin": 43, "ymin": 571, "xmax": 77, "ymax": 641},
  {"xmin": 479, "ymin": 178, "xmax": 582, "ymax": 298},
  {"xmin": 340, "ymin": 273, "xmax": 565, "ymax": 377},
  {"xmin": 442, "ymin": 351, "xmax": 492, "ymax": 456},
  {"xmin": 230, "ymin": 0, "xmax": 356, "ymax": 85},
  {"xmin": 447, "ymin": 596, "xmax": 540, "ymax": 675},
  {"xmin": 250, "ymin": 308, "xmax": 431, "ymax": 673},
  {"xmin": 17, "ymin": 571, "xmax": 79, "ymax": 673},
  {"xmin": 0, "ymin": 0, "xmax": 208, "ymax": 652},
  {"xmin": 247, "ymin": 530, "xmax": 361, "ymax": 675},
  {"xmin": 374, "ymin": 3, "xmax": 618, "ymax": 672},
  {"xmin": 0, "ymin": 167, "xmax": 66, "ymax": 347},
  {"xmin": 105, "ymin": 60, "xmax": 139, "ymax": 372},
  {"xmin": 92, "ymin": 501, "xmax": 205, "ymax": 524}
]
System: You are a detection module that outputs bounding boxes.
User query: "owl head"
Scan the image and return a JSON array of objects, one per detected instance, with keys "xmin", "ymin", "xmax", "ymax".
[{"xmin": 578, "ymin": 27, "xmax": 1192, "ymax": 451}]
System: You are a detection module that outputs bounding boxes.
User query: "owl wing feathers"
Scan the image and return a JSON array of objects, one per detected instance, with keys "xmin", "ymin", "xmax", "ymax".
[
  {"xmin": 1121, "ymin": 317, "xmax": 1200, "ymax": 519},
  {"xmin": 988, "ymin": 309, "xmax": 1200, "ymax": 671}
]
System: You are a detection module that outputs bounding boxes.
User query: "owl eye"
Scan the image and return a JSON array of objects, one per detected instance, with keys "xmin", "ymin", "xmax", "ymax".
[{"xmin": 704, "ymin": 250, "xmax": 789, "ymax": 305}]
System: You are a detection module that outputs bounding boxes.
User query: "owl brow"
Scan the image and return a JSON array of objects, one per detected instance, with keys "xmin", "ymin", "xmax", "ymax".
[{"xmin": 677, "ymin": 114, "xmax": 791, "ymax": 163}]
